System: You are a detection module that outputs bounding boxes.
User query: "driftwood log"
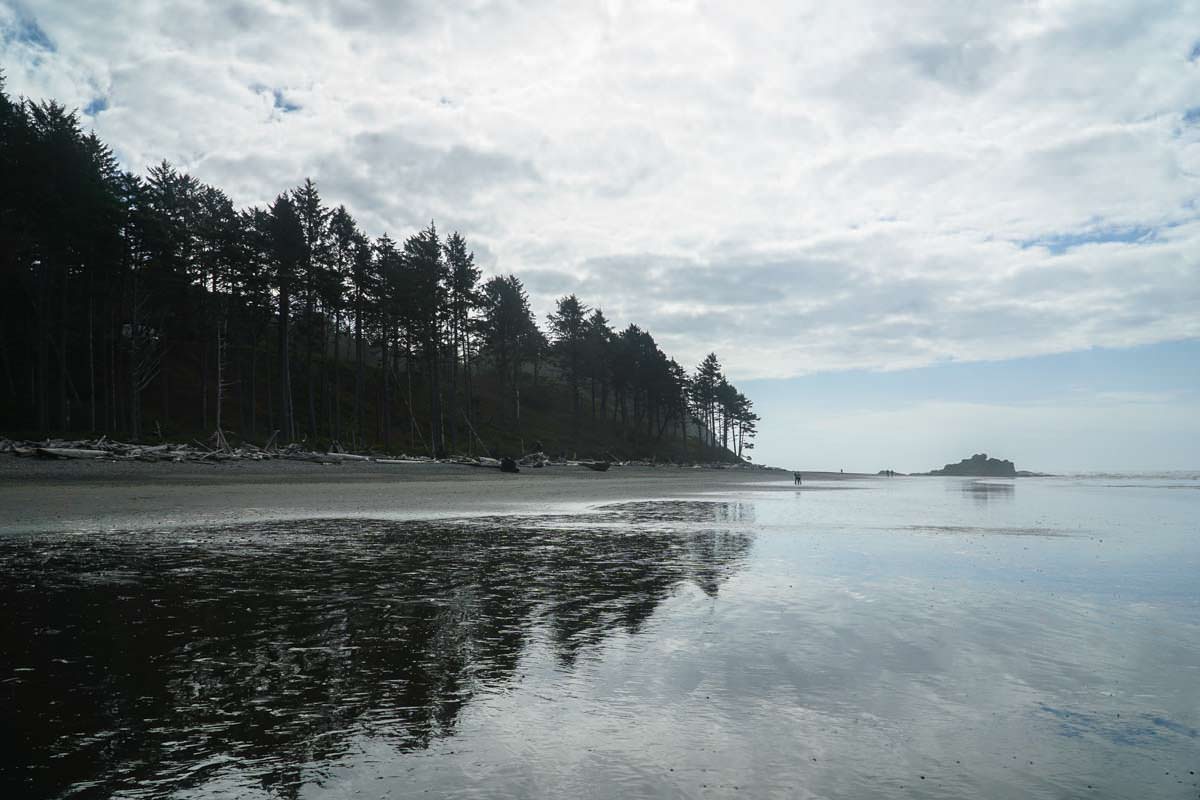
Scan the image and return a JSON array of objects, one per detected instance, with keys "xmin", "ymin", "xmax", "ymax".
[{"xmin": 36, "ymin": 448, "xmax": 108, "ymax": 459}]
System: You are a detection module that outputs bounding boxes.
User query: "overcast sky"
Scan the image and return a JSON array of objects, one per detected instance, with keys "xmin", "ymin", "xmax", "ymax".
[{"xmin": 3, "ymin": 0, "xmax": 1198, "ymax": 470}]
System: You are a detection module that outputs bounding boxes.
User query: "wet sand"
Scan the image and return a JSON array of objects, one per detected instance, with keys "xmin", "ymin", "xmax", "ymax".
[{"xmin": 0, "ymin": 457, "xmax": 865, "ymax": 534}]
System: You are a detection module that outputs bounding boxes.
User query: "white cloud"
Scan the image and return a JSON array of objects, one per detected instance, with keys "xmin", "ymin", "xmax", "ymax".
[{"xmin": 3, "ymin": 0, "xmax": 1199, "ymax": 379}]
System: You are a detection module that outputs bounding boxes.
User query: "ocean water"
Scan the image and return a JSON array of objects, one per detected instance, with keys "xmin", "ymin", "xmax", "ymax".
[{"xmin": 2, "ymin": 475, "xmax": 1197, "ymax": 798}]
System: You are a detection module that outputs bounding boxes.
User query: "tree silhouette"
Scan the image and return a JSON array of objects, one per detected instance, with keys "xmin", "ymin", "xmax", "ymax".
[
  {"xmin": 443, "ymin": 231, "xmax": 480, "ymax": 453},
  {"xmin": 547, "ymin": 294, "xmax": 590, "ymax": 445},
  {"xmin": 0, "ymin": 79, "xmax": 758, "ymax": 462},
  {"xmin": 479, "ymin": 274, "xmax": 538, "ymax": 432}
]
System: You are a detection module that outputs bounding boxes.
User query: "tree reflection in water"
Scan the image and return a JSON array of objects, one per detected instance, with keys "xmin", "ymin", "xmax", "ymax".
[{"xmin": 0, "ymin": 501, "xmax": 753, "ymax": 798}]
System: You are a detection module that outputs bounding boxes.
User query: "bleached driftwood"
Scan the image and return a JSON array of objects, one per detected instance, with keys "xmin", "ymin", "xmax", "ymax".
[
  {"xmin": 325, "ymin": 452, "xmax": 371, "ymax": 462},
  {"xmin": 36, "ymin": 448, "xmax": 108, "ymax": 459}
]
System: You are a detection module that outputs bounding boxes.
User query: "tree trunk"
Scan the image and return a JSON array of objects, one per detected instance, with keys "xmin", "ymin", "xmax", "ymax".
[
  {"xmin": 406, "ymin": 337, "xmax": 416, "ymax": 449},
  {"xmin": 279, "ymin": 288, "xmax": 293, "ymax": 442},
  {"xmin": 160, "ymin": 325, "xmax": 169, "ymax": 436},
  {"xmin": 331, "ymin": 312, "xmax": 341, "ymax": 443},
  {"xmin": 354, "ymin": 303, "xmax": 363, "ymax": 449},
  {"xmin": 36, "ymin": 263, "xmax": 50, "ymax": 433},
  {"xmin": 109, "ymin": 308, "xmax": 117, "ymax": 432},
  {"xmin": 129, "ymin": 307, "xmax": 140, "ymax": 441},
  {"xmin": 215, "ymin": 318, "xmax": 224, "ymax": 432},
  {"xmin": 265, "ymin": 335, "xmax": 274, "ymax": 436},
  {"xmin": 249, "ymin": 335, "xmax": 258, "ymax": 440},
  {"xmin": 306, "ymin": 298, "xmax": 317, "ymax": 440},
  {"xmin": 428, "ymin": 343, "xmax": 442, "ymax": 458},
  {"xmin": 201, "ymin": 332, "xmax": 209, "ymax": 433},
  {"xmin": 59, "ymin": 263, "xmax": 70, "ymax": 431},
  {"xmin": 88, "ymin": 299, "xmax": 96, "ymax": 432},
  {"xmin": 463, "ymin": 329, "xmax": 474, "ymax": 456},
  {"xmin": 381, "ymin": 331, "xmax": 391, "ymax": 450},
  {"xmin": 447, "ymin": 318, "xmax": 458, "ymax": 454}
]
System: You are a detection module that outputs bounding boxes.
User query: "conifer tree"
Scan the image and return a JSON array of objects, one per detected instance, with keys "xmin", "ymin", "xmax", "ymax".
[{"xmin": 548, "ymin": 294, "xmax": 590, "ymax": 440}]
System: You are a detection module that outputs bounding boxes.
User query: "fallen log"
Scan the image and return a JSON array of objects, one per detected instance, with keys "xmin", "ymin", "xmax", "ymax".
[
  {"xmin": 36, "ymin": 448, "xmax": 108, "ymax": 459},
  {"xmin": 325, "ymin": 452, "xmax": 371, "ymax": 462}
]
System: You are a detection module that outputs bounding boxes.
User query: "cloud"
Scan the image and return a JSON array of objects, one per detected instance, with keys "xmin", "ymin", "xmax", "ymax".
[{"xmin": 2, "ymin": 0, "xmax": 1199, "ymax": 380}]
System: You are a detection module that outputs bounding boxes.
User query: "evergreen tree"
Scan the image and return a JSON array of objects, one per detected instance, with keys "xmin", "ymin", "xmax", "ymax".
[
  {"xmin": 291, "ymin": 178, "xmax": 331, "ymax": 439},
  {"xmin": 0, "ymin": 79, "xmax": 760, "ymax": 461},
  {"xmin": 692, "ymin": 352, "xmax": 723, "ymax": 447},
  {"xmin": 583, "ymin": 309, "xmax": 614, "ymax": 421},
  {"xmin": 402, "ymin": 223, "xmax": 447, "ymax": 456},
  {"xmin": 327, "ymin": 205, "xmax": 359, "ymax": 443},
  {"xmin": 268, "ymin": 193, "xmax": 303, "ymax": 442},
  {"xmin": 443, "ymin": 231, "xmax": 480, "ymax": 453},
  {"xmin": 480, "ymin": 275, "xmax": 537, "ymax": 429},
  {"xmin": 547, "ymin": 294, "xmax": 590, "ymax": 441}
]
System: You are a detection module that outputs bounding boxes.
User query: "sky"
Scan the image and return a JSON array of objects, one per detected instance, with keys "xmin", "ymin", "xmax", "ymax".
[{"xmin": 2, "ymin": 0, "xmax": 1198, "ymax": 470}]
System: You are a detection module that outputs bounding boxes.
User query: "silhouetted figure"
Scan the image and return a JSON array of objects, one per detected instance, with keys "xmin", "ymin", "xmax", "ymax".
[
  {"xmin": 793, "ymin": 471, "xmax": 802, "ymax": 485},
  {"xmin": 500, "ymin": 457, "xmax": 520, "ymax": 473}
]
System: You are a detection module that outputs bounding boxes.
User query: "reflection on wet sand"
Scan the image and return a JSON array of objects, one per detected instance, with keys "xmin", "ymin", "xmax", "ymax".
[
  {"xmin": 0, "ymin": 502, "xmax": 751, "ymax": 799},
  {"xmin": 960, "ymin": 479, "xmax": 1015, "ymax": 505}
]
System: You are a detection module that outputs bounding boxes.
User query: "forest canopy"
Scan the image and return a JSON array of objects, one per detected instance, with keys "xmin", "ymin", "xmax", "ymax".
[{"xmin": 0, "ymin": 78, "xmax": 759, "ymax": 461}]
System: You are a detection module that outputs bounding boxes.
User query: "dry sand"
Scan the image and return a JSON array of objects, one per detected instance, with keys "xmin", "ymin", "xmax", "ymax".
[{"xmin": 0, "ymin": 457, "xmax": 869, "ymax": 534}]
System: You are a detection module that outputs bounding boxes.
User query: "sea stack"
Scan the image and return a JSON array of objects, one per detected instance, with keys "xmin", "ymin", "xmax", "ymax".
[{"xmin": 928, "ymin": 453, "xmax": 1017, "ymax": 477}]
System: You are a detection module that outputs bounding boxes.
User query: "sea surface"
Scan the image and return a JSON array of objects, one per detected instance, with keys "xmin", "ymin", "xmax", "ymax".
[{"xmin": 2, "ymin": 474, "xmax": 1198, "ymax": 798}]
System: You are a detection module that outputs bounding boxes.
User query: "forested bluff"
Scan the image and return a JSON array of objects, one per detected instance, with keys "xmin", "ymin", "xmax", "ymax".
[{"xmin": 0, "ymin": 79, "xmax": 759, "ymax": 462}]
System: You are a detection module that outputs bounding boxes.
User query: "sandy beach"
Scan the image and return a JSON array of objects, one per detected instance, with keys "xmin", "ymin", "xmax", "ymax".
[
  {"xmin": 4, "ymin": 460, "xmax": 1197, "ymax": 799},
  {"xmin": 0, "ymin": 457, "xmax": 866, "ymax": 534}
]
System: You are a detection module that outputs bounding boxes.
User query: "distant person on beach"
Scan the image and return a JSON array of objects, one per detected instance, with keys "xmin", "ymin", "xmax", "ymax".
[{"xmin": 793, "ymin": 471, "xmax": 802, "ymax": 485}]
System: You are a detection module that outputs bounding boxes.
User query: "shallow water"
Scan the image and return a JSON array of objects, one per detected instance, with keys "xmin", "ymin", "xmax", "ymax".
[{"xmin": 2, "ymin": 475, "xmax": 1198, "ymax": 798}]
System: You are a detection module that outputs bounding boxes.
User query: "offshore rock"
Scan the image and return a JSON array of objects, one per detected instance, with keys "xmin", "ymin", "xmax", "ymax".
[{"xmin": 928, "ymin": 453, "xmax": 1017, "ymax": 477}]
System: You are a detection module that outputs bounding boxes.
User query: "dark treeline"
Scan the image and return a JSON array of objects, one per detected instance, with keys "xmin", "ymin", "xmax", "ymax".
[{"xmin": 0, "ymin": 80, "xmax": 759, "ymax": 460}]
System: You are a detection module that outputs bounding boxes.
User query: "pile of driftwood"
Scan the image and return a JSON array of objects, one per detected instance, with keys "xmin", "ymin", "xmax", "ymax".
[
  {"xmin": 0, "ymin": 434, "xmax": 350, "ymax": 464},
  {"xmin": 0, "ymin": 436, "xmax": 767, "ymax": 471},
  {"xmin": 0, "ymin": 435, "xmax": 549, "ymax": 469}
]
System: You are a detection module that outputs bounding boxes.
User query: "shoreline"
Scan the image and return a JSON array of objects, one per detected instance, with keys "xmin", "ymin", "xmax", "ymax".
[{"xmin": 0, "ymin": 456, "xmax": 872, "ymax": 535}]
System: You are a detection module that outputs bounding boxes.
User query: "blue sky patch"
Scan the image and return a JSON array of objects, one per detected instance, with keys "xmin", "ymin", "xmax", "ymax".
[
  {"xmin": 84, "ymin": 96, "xmax": 108, "ymax": 116},
  {"xmin": 1019, "ymin": 224, "xmax": 1155, "ymax": 255},
  {"xmin": 272, "ymin": 89, "xmax": 300, "ymax": 113},
  {"xmin": 249, "ymin": 84, "xmax": 301, "ymax": 113},
  {"xmin": 2, "ymin": 9, "xmax": 54, "ymax": 52}
]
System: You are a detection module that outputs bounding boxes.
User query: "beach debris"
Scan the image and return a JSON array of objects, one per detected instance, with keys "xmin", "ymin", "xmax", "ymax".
[
  {"xmin": 0, "ymin": 434, "xmax": 778, "ymax": 472},
  {"xmin": 0, "ymin": 435, "xmax": 369, "ymax": 465},
  {"xmin": 35, "ymin": 447, "xmax": 109, "ymax": 460},
  {"xmin": 519, "ymin": 450, "xmax": 550, "ymax": 468}
]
